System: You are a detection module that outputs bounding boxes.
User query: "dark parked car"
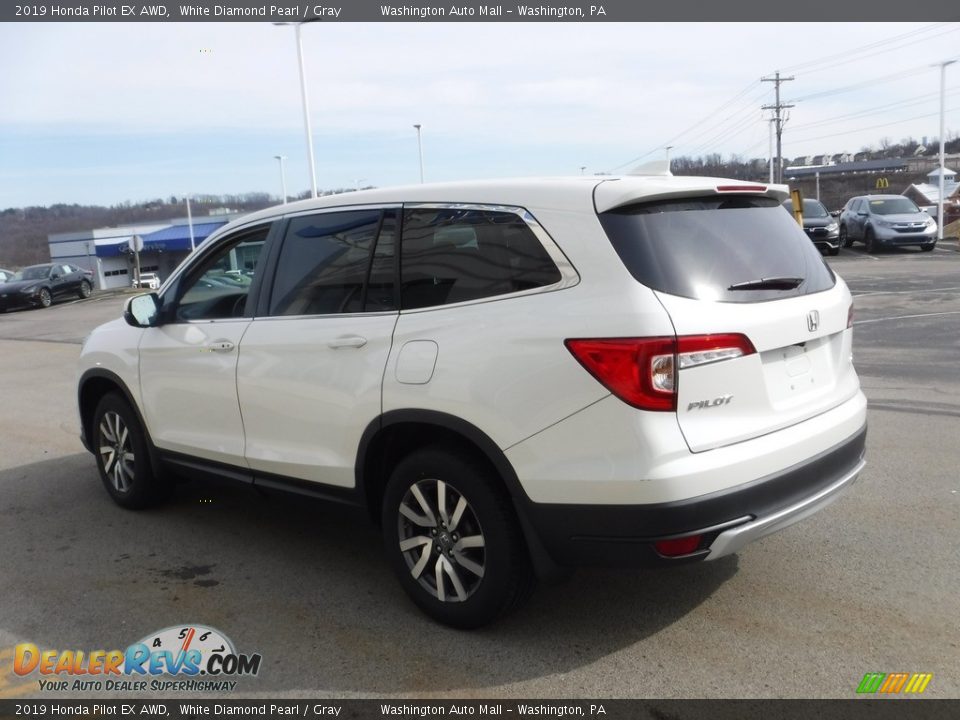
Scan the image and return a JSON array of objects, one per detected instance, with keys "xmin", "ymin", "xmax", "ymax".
[
  {"xmin": 0, "ymin": 263, "xmax": 93, "ymax": 312},
  {"xmin": 838, "ymin": 195, "xmax": 937, "ymax": 253},
  {"xmin": 783, "ymin": 198, "xmax": 841, "ymax": 255}
]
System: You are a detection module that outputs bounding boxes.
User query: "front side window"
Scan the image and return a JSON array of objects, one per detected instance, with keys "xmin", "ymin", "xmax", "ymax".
[
  {"xmin": 269, "ymin": 209, "xmax": 392, "ymax": 316},
  {"xmin": 400, "ymin": 208, "xmax": 561, "ymax": 310},
  {"xmin": 175, "ymin": 226, "xmax": 269, "ymax": 321}
]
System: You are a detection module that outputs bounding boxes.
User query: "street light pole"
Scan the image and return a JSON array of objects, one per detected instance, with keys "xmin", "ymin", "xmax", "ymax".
[
  {"xmin": 186, "ymin": 195, "xmax": 196, "ymax": 253},
  {"xmin": 665, "ymin": 145, "xmax": 673, "ymax": 170},
  {"xmin": 274, "ymin": 155, "xmax": 288, "ymax": 204},
  {"xmin": 937, "ymin": 59, "xmax": 956, "ymax": 242},
  {"xmin": 275, "ymin": 22, "xmax": 319, "ymax": 198},
  {"xmin": 413, "ymin": 124, "xmax": 424, "ymax": 183}
]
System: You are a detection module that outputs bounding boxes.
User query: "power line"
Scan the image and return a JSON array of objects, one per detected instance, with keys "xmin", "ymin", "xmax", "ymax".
[
  {"xmin": 779, "ymin": 23, "xmax": 955, "ymax": 75},
  {"xmin": 789, "ymin": 107, "xmax": 960, "ymax": 144},
  {"xmin": 607, "ymin": 79, "xmax": 761, "ymax": 172},
  {"xmin": 789, "ymin": 87, "xmax": 960, "ymax": 132},
  {"xmin": 788, "ymin": 65, "xmax": 932, "ymax": 103}
]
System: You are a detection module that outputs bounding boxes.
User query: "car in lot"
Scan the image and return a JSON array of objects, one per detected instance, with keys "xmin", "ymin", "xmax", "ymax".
[
  {"xmin": 783, "ymin": 198, "xmax": 841, "ymax": 255},
  {"xmin": 76, "ymin": 174, "xmax": 867, "ymax": 628},
  {"xmin": 838, "ymin": 194, "xmax": 937, "ymax": 253},
  {"xmin": 133, "ymin": 272, "xmax": 161, "ymax": 290},
  {"xmin": 0, "ymin": 263, "xmax": 93, "ymax": 312}
]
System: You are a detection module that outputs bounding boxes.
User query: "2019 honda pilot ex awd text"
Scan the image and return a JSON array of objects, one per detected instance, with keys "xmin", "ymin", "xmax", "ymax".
[{"xmin": 77, "ymin": 173, "xmax": 867, "ymax": 628}]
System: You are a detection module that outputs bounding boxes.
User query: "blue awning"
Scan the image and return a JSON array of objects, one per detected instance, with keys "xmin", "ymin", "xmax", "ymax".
[{"xmin": 139, "ymin": 221, "xmax": 228, "ymax": 252}]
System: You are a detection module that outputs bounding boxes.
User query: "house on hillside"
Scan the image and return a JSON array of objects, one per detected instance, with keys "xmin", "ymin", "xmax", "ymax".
[{"xmin": 902, "ymin": 167, "xmax": 960, "ymax": 224}]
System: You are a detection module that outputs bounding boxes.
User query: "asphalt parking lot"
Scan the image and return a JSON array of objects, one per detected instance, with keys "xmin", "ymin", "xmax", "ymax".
[{"xmin": 1, "ymin": 242, "xmax": 958, "ymax": 700}]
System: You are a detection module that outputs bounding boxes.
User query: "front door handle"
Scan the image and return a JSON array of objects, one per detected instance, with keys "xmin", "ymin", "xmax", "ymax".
[
  {"xmin": 328, "ymin": 335, "xmax": 367, "ymax": 349},
  {"xmin": 206, "ymin": 340, "xmax": 235, "ymax": 353}
]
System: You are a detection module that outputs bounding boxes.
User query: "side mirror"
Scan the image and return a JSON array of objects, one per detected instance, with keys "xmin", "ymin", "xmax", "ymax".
[
  {"xmin": 830, "ymin": 210, "xmax": 840, "ymax": 218},
  {"xmin": 124, "ymin": 293, "xmax": 161, "ymax": 328},
  {"xmin": 51, "ymin": 272, "xmax": 61, "ymax": 280}
]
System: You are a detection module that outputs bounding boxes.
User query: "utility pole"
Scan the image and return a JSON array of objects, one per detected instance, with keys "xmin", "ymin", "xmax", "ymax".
[{"xmin": 762, "ymin": 71, "xmax": 794, "ymax": 184}]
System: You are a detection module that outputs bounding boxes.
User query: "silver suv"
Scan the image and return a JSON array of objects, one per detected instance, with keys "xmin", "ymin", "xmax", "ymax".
[{"xmin": 838, "ymin": 195, "xmax": 937, "ymax": 253}]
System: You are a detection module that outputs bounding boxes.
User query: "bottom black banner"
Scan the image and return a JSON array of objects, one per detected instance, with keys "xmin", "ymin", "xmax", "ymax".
[{"xmin": 0, "ymin": 699, "xmax": 956, "ymax": 720}]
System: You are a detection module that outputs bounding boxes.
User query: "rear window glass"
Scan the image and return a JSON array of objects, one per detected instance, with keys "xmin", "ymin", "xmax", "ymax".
[{"xmin": 598, "ymin": 195, "xmax": 835, "ymax": 303}]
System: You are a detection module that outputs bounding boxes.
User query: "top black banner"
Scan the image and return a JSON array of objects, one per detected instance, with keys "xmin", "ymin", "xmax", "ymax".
[{"xmin": 4, "ymin": 0, "xmax": 960, "ymax": 22}]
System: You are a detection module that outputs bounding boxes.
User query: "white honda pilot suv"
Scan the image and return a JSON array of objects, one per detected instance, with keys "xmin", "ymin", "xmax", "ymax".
[{"xmin": 77, "ymin": 172, "xmax": 867, "ymax": 628}]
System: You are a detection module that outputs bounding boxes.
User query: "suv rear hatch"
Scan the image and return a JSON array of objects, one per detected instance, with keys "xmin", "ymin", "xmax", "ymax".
[{"xmin": 595, "ymin": 181, "xmax": 860, "ymax": 452}]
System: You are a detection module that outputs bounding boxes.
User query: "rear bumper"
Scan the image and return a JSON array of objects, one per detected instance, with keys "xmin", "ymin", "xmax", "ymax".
[{"xmin": 519, "ymin": 423, "xmax": 866, "ymax": 567}]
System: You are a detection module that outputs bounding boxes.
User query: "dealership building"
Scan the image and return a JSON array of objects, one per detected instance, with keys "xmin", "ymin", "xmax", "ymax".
[{"xmin": 47, "ymin": 213, "xmax": 237, "ymax": 290}]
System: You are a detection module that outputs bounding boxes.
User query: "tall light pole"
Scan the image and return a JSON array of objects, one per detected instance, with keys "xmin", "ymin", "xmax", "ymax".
[
  {"xmin": 937, "ymin": 59, "xmax": 956, "ymax": 242},
  {"xmin": 665, "ymin": 145, "xmax": 673, "ymax": 169},
  {"xmin": 185, "ymin": 195, "xmax": 196, "ymax": 253},
  {"xmin": 275, "ymin": 21, "xmax": 319, "ymax": 198},
  {"xmin": 413, "ymin": 123, "xmax": 424, "ymax": 183},
  {"xmin": 274, "ymin": 155, "xmax": 288, "ymax": 204}
]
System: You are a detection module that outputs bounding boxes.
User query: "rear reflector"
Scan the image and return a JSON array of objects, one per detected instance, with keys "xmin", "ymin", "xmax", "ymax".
[
  {"xmin": 654, "ymin": 535, "xmax": 703, "ymax": 557},
  {"xmin": 565, "ymin": 334, "xmax": 755, "ymax": 412}
]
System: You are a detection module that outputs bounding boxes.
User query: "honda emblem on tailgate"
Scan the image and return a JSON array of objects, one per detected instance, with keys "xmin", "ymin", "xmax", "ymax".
[{"xmin": 807, "ymin": 310, "xmax": 820, "ymax": 332}]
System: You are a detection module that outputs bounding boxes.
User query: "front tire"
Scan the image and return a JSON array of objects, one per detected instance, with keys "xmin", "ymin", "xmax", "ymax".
[
  {"xmin": 382, "ymin": 447, "xmax": 534, "ymax": 629},
  {"xmin": 92, "ymin": 393, "xmax": 167, "ymax": 509},
  {"xmin": 921, "ymin": 242, "xmax": 935, "ymax": 252},
  {"xmin": 839, "ymin": 225, "xmax": 851, "ymax": 248},
  {"xmin": 38, "ymin": 288, "xmax": 52, "ymax": 308}
]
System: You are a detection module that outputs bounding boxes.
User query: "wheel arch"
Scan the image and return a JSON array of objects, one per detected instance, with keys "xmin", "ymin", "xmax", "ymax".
[
  {"xmin": 356, "ymin": 410, "xmax": 565, "ymax": 580},
  {"xmin": 78, "ymin": 369, "xmax": 161, "ymax": 475}
]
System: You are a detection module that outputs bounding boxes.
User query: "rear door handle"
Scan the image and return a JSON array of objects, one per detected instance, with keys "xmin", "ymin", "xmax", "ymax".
[
  {"xmin": 206, "ymin": 340, "xmax": 235, "ymax": 353},
  {"xmin": 328, "ymin": 335, "xmax": 367, "ymax": 349}
]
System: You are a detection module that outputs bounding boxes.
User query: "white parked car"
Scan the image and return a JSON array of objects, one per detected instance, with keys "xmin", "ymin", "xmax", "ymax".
[
  {"xmin": 77, "ymin": 172, "xmax": 867, "ymax": 628},
  {"xmin": 132, "ymin": 272, "xmax": 161, "ymax": 290}
]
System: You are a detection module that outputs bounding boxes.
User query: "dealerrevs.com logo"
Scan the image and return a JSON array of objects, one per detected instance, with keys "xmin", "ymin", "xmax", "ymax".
[{"xmin": 14, "ymin": 625, "xmax": 261, "ymax": 692}]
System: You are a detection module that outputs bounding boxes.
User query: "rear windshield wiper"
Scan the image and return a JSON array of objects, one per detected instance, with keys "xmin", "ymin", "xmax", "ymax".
[{"xmin": 728, "ymin": 276, "xmax": 804, "ymax": 291}]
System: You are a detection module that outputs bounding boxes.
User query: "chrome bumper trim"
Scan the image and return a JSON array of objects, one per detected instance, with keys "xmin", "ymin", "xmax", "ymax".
[{"xmin": 705, "ymin": 457, "xmax": 866, "ymax": 561}]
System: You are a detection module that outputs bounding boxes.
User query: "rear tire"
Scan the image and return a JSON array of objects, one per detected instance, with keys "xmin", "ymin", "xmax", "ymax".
[
  {"xmin": 79, "ymin": 280, "xmax": 92, "ymax": 299},
  {"xmin": 92, "ymin": 393, "xmax": 168, "ymax": 509},
  {"xmin": 382, "ymin": 446, "xmax": 535, "ymax": 629}
]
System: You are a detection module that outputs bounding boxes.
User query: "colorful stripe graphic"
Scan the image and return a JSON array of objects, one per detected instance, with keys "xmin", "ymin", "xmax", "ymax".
[{"xmin": 857, "ymin": 672, "xmax": 932, "ymax": 695}]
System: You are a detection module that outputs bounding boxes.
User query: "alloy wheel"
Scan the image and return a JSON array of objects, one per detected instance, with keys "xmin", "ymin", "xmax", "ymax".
[
  {"xmin": 39, "ymin": 288, "xmax": 52, "ymax": 307},
  {"xmin": 98, "ymin": 411, "xmax": 135, "ymax": 492},
  {"xmin": 397, "ymin": 479, "xmax": 486, "ymax": 603}
]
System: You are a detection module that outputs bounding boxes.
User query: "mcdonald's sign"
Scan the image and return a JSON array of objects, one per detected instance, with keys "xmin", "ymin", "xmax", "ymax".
[
  {"xmin": 875, "ymin": 177, "xmax": 890, "ymax": 189},
  {"xmin": 857, "ymin": 672, "xmax": 933, "ymax": 695}
]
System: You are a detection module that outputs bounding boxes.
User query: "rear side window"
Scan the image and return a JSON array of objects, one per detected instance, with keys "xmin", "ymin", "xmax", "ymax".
[
  {"xmin": 400, "ymin": 208, "xmax": 561, "ymax": 310},
  {"xmin": 270, "ymin": 210, "xmax": 395, "ymax": 316},
  {"xmin": 598, "ymin": 195, "xmax": 835, "ymax": 303}
]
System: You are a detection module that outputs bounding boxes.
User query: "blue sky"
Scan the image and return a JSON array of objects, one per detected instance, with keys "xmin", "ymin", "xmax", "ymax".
[{"xmin": 1, "ymin": 21, "xmax": 958, "ymax": 208}]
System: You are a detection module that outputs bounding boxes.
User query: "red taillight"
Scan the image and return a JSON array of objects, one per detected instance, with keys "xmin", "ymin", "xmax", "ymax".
[
  {"xmin": 654, "ymin": 535, "xmax": 703, "ymax": 557},
  {"xmin": 564, "ymin": 337, "xmax": 676, "ymax": 411},
  {"xmin": 565, "ymin": 334, "xmax": 755, "ymax": 412},
  {"xmin": 715, "ymin": 184, "xmax": 767, "ymax": 193}
]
